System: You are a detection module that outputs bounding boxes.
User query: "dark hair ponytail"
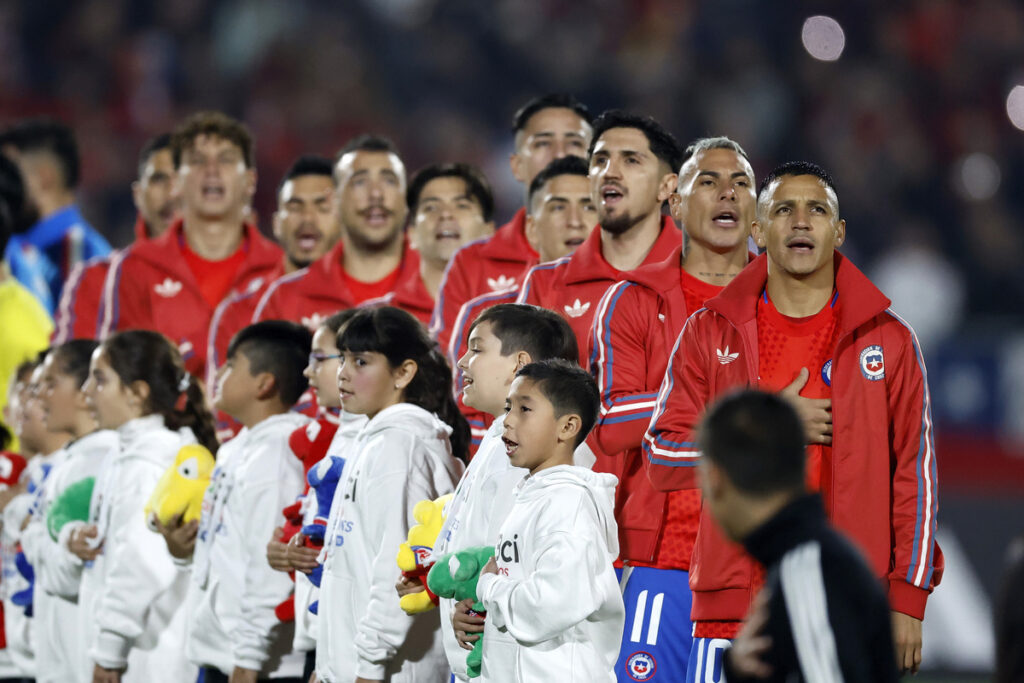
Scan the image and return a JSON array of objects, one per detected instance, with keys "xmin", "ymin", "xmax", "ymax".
[
  {"xmin": 337, "ymin": 307, "xmax": 470, "ymax": 462},
  {"xmin": 101, "ymin": 330, "xmax": 219, "ymax": 454}
]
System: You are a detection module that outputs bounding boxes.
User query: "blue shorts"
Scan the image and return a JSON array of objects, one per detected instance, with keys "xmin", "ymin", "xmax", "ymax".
[
  {"xmin": 685, "ymin": 637, "xmax": 732, "ymax": 683},
  {"xmin": 615, "ymin": 565, "xmax": 692, "ymax": 682}
]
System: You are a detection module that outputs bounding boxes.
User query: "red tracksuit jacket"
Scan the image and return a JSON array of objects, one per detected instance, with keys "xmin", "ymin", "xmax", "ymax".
[
  {"xmin": 100, "ymin": 220, "xmax": 282, "ymax": 377},
  {"xmin": 587, "ymin": 245, "xmax": 696, "ymax": 562},
  {"xmin": 430, "ymin": 209, "xmax": 537, "ymax": 351},
  {"xmin": 643, "ymin": 252, "xmax": 942, "ymax": 622},
  {"xmin": 516, "ymin": 216, "xmax": 679, "ymax": 367},
  {"xmin": 53, "ymin": 216, "xmax": 151, "ymax": 343},
  {"xmin": 253, "ymin": 237, "xmax": 421, "ymax": 330}
]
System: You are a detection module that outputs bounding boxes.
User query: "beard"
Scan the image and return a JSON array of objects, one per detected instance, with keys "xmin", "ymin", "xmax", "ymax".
[
  {"xmin": 346, "ymin": 222, "xmax": 402, "ymax": 253},
  {"xmin": 599, "ymin": 208, "xmax": 645, "ymax": 236}
]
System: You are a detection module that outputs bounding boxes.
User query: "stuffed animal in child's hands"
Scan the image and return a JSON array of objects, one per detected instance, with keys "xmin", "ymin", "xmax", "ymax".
[
  {"xmin": 302, "ymin": 454, "xmax": 344, "ymax": 615},
  {"xmin": 144, "ymin": 444, "xmax": 215, "ymax": 531},
  {"xmin": 46, "ymin": 476, "xmax": 94, "ymax": 541},
  {"xmin": 395, "ymin": 494, "xmax": 452, "ymax": 615},
  {"xmin": 427, "ymin": 546, "xmax": 494, "ymax": 678}
]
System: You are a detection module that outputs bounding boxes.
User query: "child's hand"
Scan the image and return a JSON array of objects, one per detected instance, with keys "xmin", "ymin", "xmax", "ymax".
[
  {"xmin": 152, "ymin": 513, "xmax": 198, "ymax": 560},
  {"xmin": 69, "ymin": 524, "xmax": 102, "ymax": 561},
  {"xmin": 286, "ymin": 533, "xmax": 321, "ymax": 574},
  {"xmin": 395, "ymin": 574, "xmax": 426, "ymax": 598},
  {"xmin": 266, "ymin": 528, "xmax": 291, "ymax": 572},
  {"xmin": 480, "ymin": 556, "xmax": 498, "ymax": 576},
  {"xmin": 452, "ymin": 597, "xmax": 485, "ymax": 651},
  {"xmin": 91, "ymin": 663, "xmax": 124, "ymax": 682},
  {"xmin": 229, "ymin": 666, "xmax": 259, "ymax": 683}
]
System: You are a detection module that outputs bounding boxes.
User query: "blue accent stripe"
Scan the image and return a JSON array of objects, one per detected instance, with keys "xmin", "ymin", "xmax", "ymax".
[
  {"xmin": 611, "ymin": 392, "xmax": 659, "ymax": 404},
  {"xmin": 603, "ymin": 411, "xmax": 654, "ymax": 425},
  {"xmin": 596, "ymin": 282, "xmax": 631, "ymax": 410},
  {"xmin": 648, "ymin": 456, "xmax": 699, "ymax": 468}
]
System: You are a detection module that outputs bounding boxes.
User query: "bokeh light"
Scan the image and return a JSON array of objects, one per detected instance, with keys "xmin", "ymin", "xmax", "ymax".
[
  {"xmin": 801, "ymin": 16, "xmax": 845, "ymax": 62},
  {"xmin": 1007, "ymin": 85, "xmax": 1024, "ymax": 131},
  {"xmin": 956, "ymin": 152, "xmax": 1001, "ymax": 201}
]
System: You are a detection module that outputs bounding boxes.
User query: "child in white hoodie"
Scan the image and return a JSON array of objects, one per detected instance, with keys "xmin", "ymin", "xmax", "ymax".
[
  {"xmin": 69, "ymin": 330, "xmax": 219, "ymax": 683},
  {"xmin": 477, "ymin": 360, "xmax": 625, "ymax": 682},
  {"xmin": 315, "ymin": 306, "xmax": 465, "ymax": 683},
  {"xmin": 23, "ymin": 341, "xmax": 118, "ymax": 683}
]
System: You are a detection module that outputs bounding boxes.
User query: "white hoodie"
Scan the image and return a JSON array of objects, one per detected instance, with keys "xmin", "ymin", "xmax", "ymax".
[
  {"xmin": 476, "ymin": 465, "xmax": 624, "ymax": 683},
  {"xmin": 292, "ymin": 410, "xmax": 366, "ymax": 654},
  {"xmin": 0, "ymin": 452, "xmax": 61, "ymax": 679},
  {"xmin": 21, "ymin": 429, "xmax": 117, "ymax": 683},
  {"xmin": 186, "ymin": 411, "xmax": 308, "ymax": 677},
  {"xmin": 315, "ymin": 403, "xmax": 463, "ymax": 683},
  {"xmin": 75, "ymin": 414, "xmax": 198, "ymax": 683}
]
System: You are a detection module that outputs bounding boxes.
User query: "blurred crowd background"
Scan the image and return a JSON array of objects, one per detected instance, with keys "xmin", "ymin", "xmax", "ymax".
[{"xmin": 1, "ymin": 0, "xmax": 1021, "ymax": 676}]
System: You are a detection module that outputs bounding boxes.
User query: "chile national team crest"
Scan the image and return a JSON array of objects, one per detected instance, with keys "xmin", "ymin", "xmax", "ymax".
[
  {"xmin": 859, "ymin": 345, "xmax": 885, "ymax": 381},
  {"xmin": 821, "ymin": 359, "xmax": 833, "ymax": 387},
  {"xmin": 626, "ymin": 652, "xmax": 657, "ymax": 680}
]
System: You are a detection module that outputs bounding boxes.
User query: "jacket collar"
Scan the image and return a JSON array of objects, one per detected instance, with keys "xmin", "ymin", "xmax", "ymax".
[
  {"xmin": 706, "ymin": 252, "xmax": 891, "ymax": 337},
  {"xmin": 135, "ymin": 219, "xmax": 282, "ymax": 283},
  {"xmin": 741, "ymin": 493, "xmax": 828, "ymax": 568},
  {"xmin": 317, "ymin": 236, "xmax": 420, "ymax": 295},
  {"xmin": 478, "ymin": 208, "xmax": 538, "ymax": 263},
  {"xmin": 564, "ymin": 214, "xmax": 679, "ymax": 285}
]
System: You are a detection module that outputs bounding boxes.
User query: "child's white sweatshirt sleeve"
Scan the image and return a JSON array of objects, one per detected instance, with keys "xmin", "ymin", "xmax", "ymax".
[
  {"xmin": 352, "ymin": 441, "xmax": 438, "ymax": 680},
  {"xmin": 231, "ymin": 450, "xmax": 305, "ymax": 671},
  {"xmin": 90, "ymin": 460, "xmax": 181, "ymax": 670},
  {"xmin": 477, "ymin": 515, "xmax": 607, "ymax": 644},
  {"xmin": 21, "ymin": 515, "xmax": 84, "ymax": 599}
]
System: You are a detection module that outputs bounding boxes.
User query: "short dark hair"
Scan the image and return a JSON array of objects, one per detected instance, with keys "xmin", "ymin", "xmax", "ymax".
[
  {"xmin": 527, "ymin": 156, "xmax": 590, "ymax": 211},
  {"xmin": 0, "ymin": 155, "xmax": 29, "ymax": 250},
  {"xmin": 171, "ymin": 111, "xmax": 254, "ymax": 169},
  {"xmin": 407, "ymin": 163, "xmax": 495, "ymax": 222},
  {"xmin": 512, "ymin": 94, "xmax": 593, "ymax": 134},
  {"xmin": 277, "ymin": 154, "xmax": 334, "ymax": 197},
  {"xmin": 469, "ymin": 304, "xmax": 578, "ymax": 364},
  {"xmin": 698, "ymin": 389, "xmax": 806, "ymax": 496},
  {"xmin": 137, "ymin": 133, "xmax": 172, "ymax": 178},
  {"xmin": 1, "ymin": 117, "xmax": 80, "ymax": 189},
  {"xmin": 758, "ymin": 161, "xmax": 837, "ymax": 202},
  {"xmin": 52, "ymin": 339, "xmax": 99, "ymax": 389},
  {"xmin": 515, "ymin": 360, "xmax": 599, "ymax": 448},
  {"xmin": 323, "ymin": 309, "xmax": 358, "ymax": 335},
  {"xmin": 336, "ymin": 134, "xmax": 400, "ymax": 159},
  {"xmin": 588, "ymin": 110, "xmax": 683, "ymax": 172},
  {"xmin": 226, "ymin": 320, "xmax": 313, "ymax": 407}
]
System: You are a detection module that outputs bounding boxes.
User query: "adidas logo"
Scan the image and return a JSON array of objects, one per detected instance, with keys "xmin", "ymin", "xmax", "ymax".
[
  {"xmin": 487, "ymin": 275, "xmax": 517, "ymax": 292},
  {"xmin": 301, "ymin": 313, "xmax": 326, "ymax": 331},
  {"xmin": 154, "ymin": 278, "xmax": 183, "ymax": 297},
  {"xmin": 717, "ymin": 346, "xmax": 739, "ymax": 364},
  {"xmin": 564, "ymin": 299, "xmax": 591, "ymax": 318},
  {"xmin": 658, "ymin": 313, "xmax": 666, "ymax": 322}
]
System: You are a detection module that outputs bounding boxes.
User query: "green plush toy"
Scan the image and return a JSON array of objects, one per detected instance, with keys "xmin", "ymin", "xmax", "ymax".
[
  {"xmin": 46, "ymin": 476, "xmax": 95, "ymax": 542},
  {"xmin": 426, "ymin": 546, "xmax": 494, "ymax": 679}
]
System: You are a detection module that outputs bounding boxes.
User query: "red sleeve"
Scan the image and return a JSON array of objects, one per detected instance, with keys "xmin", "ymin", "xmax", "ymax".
[
  {"xmin": 99, "ymin": 248, "xmax": 150, "ymax": 337},
  {"xmin": 430, "ymin": 247, "xmax": 475, "ymax": 350},
  {"xmin": 53, "ymin": 259, "xmax": 108, "ymax": 343},
  {"xmin": 885, "ymin": 313, "xmax": 942, "ymax": 619},
  {"xmin": 642, "ymin": 313, "xmax": 712, "ymax": 491},
  {"xmin": 589, "ymin": 282, "xmax": 661, "ymax": 457}
]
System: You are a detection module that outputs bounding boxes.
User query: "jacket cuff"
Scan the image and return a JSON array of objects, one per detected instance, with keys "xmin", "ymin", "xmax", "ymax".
[
  {"xmin": 476, "ymin": 572, "xmax": 497, "ymax": 603},
  {"xmin": 355, "ymin": 655, "xmax": 386, "ymax": 680},
  {"xmin": 887, "ymin": 579, "xmax": 930, "ymax": 620},
  {"xmin": 91, "ymin": 629, "xmax": 131, "ymax": 670}
]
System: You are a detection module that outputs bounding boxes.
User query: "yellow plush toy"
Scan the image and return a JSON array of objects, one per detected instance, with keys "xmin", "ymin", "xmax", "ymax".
[
  {"xmin": 144, "ymin": 444, "xmax": 216, "ymax": 531},
  {"xmin": 395, "ymin": 493, "xmax": 453, "ymax": 614}
]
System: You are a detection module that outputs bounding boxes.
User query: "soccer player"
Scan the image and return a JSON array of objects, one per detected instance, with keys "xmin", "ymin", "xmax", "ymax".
[
  {"xmin": 588, "ymin": 137, "xmax": 756, "ymax": 681},
  {"xmin": 99, "ymin": 111, "xmax": 283, "ymax": 378},
  {"xmin": 363, "ymin": 162, "xmax": 495, "ymax": 324},
  {"xmin": 431, "ymin": 94, "xmax": 593, "ymax": 350},
  {"xmin": 0, "ymin": 118, "xmax": 111, "ymax": 313},
  {"xmin": 53, "ymin": 133, "xmax": 178, "ymax": 344},
  {"xmin": 644, "ymin": 161, "xmax": 942, "ymax": 680},
  {"xmin": 253, "ymin": 135, "xmax": 420, "ymax": 330},
  {"xmin": 516, "ymin": 110, "xmax": 681, "ymax": 365},
  {"xmin": 698, "ymin": 390, "xmax": 898, "ymax": 683}
]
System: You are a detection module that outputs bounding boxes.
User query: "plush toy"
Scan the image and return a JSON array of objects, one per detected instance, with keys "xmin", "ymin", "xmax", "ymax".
[
  {"xmin": 395, "ymin": 494, "xmax": 453, "ymax": 615},
  {"xmin": 144, "ymin": 444, "xmax": 215, "ymax": 531},
  {"xmin": 427, "ymin": 546, "xmax": 495, "ymax": 678},
  {"xmin": 10, "ymin": 551, "xmax": 33, "ymax": 617},
  {"xmin": 46, "ymin": 476, "xmax": 95, "ymax": 541},
  {"xmin": 302, "ymin": 454, "xmax": 345, "ymax": 615}
]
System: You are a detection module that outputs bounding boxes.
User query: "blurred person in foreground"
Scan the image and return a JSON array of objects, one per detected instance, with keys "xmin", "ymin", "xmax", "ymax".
[
  {"xmin": 53, "ymin": 133, "xmax": 179, "ymax": 344},
  {"xmin": 100, "ymin": 112, "xmax": 283, "ymax": 378},
  {"xmin": 698, "ymin": 389, "xmax": 898, "ymax": 683},
  {"xmin": 0, "ymin": 155, "xmax": 54, "ymax": 447},
  {"xmin": 431, "ymin": 94, "xmax": 593, "ymax": 350},
  {"xmin": 644, "ymin": 162, "xmax": 942, "ymax": 680},
  {"xmin": 0, "ymin": 118, "xmax": 110, "ymax": 313}
]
